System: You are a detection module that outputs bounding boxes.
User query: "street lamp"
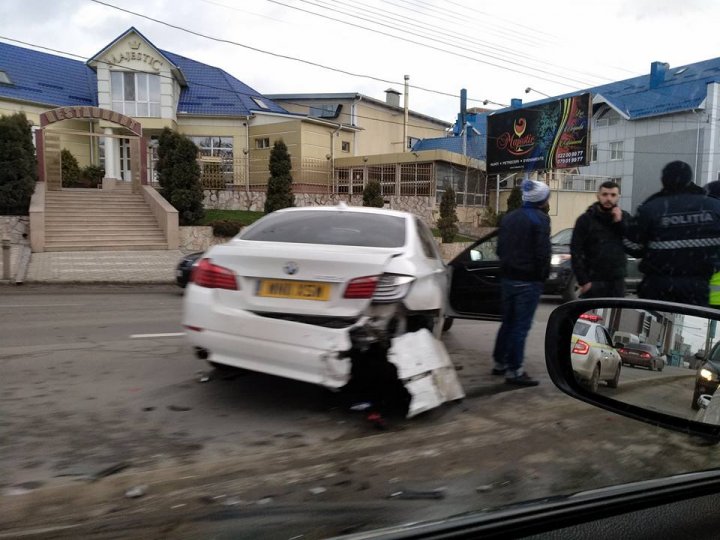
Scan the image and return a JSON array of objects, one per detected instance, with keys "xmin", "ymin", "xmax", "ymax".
[{"xmin": 525, "ymin": 87, "xmax": 551, "ymax": 98}]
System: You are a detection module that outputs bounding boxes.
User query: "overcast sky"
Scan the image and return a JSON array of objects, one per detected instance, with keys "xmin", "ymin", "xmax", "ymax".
[{"xmin": 2, "ymin": 0, "xmax": 720, "ymax": 123}]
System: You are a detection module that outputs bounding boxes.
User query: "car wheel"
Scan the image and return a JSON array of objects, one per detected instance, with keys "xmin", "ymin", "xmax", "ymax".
[
  {"xmin": 442, "ymin": 317, "xmax": 454, "ymax": 332},
  {"xmin": 561, "ymin": 275, "xmax": 580, "ymax": 303},
  {"xmin": 607, "ymin": 363, "xmax": 621, "ymax": 389},
  {"xmin": 692, "ymin": 387, "xmax": 701, "ymax": 410},
  {"xmin": 587, "ymin": 364, "xmax": 600, "ymax": 393}
]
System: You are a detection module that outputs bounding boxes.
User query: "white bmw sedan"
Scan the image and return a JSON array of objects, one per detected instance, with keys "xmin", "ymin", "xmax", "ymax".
[{"xmin": 183, "ymin": 204, "xmax": 504, "ymax": 389}]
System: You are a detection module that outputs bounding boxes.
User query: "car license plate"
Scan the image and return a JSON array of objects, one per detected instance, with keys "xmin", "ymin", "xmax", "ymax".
[{"xmin": 257, "ymin": 279, "xmax": 330, "ymax": 301}]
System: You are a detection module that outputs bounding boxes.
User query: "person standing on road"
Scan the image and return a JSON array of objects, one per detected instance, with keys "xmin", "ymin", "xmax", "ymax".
[
  {"xmin": 570, "ymin": 181, "xmax": 630, "ymax": 298},
  {"xmin": 492, "ymin": 179, "xmax": 551, "ymax": 387},
  {"xmin": 624, "ymin": 161, "xmax": 720, "ymax": 306}
]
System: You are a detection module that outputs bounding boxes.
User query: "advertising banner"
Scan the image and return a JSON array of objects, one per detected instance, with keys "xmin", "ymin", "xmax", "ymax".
[{"xmin": 486, "ymin": 93, "xmax": 591, "ymax": 174}]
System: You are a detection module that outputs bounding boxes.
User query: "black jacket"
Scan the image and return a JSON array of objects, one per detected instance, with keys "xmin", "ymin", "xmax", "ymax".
[
  {"xmin": 497, "ymin": 204, "xmax": 551, "ymax": 282},
  {"xmin": 624, "ymin": 184, "xmax": 720, "ymax": 279},
  {"xmin": 570, "ymin": 203, "xmax": 630, "ymax": 286}
]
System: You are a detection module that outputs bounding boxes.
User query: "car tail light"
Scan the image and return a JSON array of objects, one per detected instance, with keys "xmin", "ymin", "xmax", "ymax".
[
  {"xmin": 344, "ymin": 276, "xmax": 379, "ymax": 299},
  {"xmin": 572, "ymin": 340, "xmax": 590, "ymax": 355},
  {"xmin": 640, "ymin": 352, "xmax": 651, "ymax": 359},
  {"xmin": 372, "ymin": 274, "xmax": 415, "ymax": 302},
  {"xmin": 191, "ymin": 259, "xmax": 239, "ymax": 290},
  {"xmin": 619, "ymin": 348, "xmax": 628, "ymax": 354}
]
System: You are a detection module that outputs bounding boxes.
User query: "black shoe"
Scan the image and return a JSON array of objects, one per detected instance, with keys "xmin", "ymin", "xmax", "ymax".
[
  {"xmin": 491, "ymin": 368, "xmax": 506, "ymax": 376},
  {"xmin": 505, "ymin": 373, "xmax": 539, "ymax": 386}
]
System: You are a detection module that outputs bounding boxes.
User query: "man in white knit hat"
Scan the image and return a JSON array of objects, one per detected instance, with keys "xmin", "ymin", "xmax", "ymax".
[{"xmin": 491, "ymin": 178, "xmax": 551, "ymax": 386}]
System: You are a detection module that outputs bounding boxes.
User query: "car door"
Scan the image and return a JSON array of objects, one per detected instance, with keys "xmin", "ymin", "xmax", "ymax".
[
  {"xmin": 595, "ymin": 326, "xmax": 617, "ymax": 377},
  {"xmin": 446, "ymin": 230, "xmax": 503, "ymax": 321}
]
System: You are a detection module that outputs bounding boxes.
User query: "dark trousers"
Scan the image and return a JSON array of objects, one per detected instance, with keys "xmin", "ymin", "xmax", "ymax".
[
  {"xmin": 492, "ymin": 279, "xmax": 544, "ymax": 377},
  {"xmin": 638, "ymin": 275, "xmax": 709, "ymax": 306},
  {"xmin": 580, "ymin": 278, "xmax": 626, "ymax": 299}
]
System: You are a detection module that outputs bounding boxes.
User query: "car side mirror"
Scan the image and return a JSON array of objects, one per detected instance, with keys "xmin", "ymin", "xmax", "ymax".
[{"xmin": 546, "ymin": 298, "xmax": 720, "ymax": 441}]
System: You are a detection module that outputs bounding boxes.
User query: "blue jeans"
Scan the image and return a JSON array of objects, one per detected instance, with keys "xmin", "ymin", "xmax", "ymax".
[{"xmin": 493, "ymin": 279, "xmax": 544, "ymax": 377}]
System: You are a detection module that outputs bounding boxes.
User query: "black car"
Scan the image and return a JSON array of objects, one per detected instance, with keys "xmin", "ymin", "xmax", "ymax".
[
  {"xmin": 692, "ymin": 341, "xmax": 720, "ymax": 409},
  {"xmin": 175, "ymin": 251, "xmax": 203, "ymax": 288},
  {"xmin": 544, "ymin": 227, "xmax": 642, "ymax": 302}
]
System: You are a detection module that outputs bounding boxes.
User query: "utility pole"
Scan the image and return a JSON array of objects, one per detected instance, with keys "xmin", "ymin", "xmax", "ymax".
[{"xmin": 403, "ymin": 75, "xmax": 409, "ymax": 153}]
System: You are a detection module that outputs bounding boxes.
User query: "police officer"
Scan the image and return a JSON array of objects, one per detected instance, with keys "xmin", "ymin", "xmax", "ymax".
[{"xmin": 624, "ymin": 161, "xmax": 720, "ymax": 306}]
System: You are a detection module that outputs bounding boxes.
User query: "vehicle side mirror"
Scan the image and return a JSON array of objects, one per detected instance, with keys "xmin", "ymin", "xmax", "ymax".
[{"xmin": 546, "ymin": 298, "xmax": 720, "ymax": 441}]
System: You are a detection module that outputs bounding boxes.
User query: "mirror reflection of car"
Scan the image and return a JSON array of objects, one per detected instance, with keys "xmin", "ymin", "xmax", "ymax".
[
  {"xmin": 570, "ymin": 312, "xmax": 622, "ymax": 391},
  {"xmin": 546, "ymin": 298, "xmax": 720, "ymax": 439},
  {"xmin": 543, "ymin": 227, "xmax": 641, "ymax": 302},
  {"xmin": 617, "ymin": 343, "xmax": 665, "ymax": 372},
  {"xmin": 692, "ymin": 341, "xmax": 720, "ymax": 410}
]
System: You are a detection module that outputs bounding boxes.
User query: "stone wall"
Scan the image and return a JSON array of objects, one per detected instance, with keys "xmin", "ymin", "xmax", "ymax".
[
  {"xmin": 203, "ymin": 190, "xmax": 436, "ymax": 224},
  {"xmin": 178, "ymin": 226, "xmax": 229, "ymax": 253},
  {"xmin": 0, "ymin": 216, "xmax": 30, "ymax": 245}
]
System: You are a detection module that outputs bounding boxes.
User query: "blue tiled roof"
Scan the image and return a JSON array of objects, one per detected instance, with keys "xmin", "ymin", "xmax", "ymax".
[
  {"xmin": 412, "ymin": 134, "xmax": 485, "ymax": 158},
  {"xmin": 160, "ymin": 50, "xmax": 287, "ymax": 116},
  {"xmin": 0, "ymin": 41, "xmax": 97, "ymax": 107},
  {"xmin": 0, "ymin": 39, "xmax": 286, "ymax": 117},
  {"xmin": 522, "ymin": 57, "xmax": 720, "ymax": 120}
]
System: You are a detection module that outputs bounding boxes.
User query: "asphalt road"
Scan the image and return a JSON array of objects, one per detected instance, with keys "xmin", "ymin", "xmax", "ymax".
[{"xmin": 1, "ymin": 286, "xmax": 718, "ymax": 539}]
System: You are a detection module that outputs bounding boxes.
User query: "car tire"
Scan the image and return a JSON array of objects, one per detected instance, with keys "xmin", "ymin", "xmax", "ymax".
[
  {"xmin": 587, "ymin": 364, "xmax": 600, "ymax": 393},
  {"xmin": 442, "ymin": 317, "xmax": 454, "ymax": 332},
  {"xmin": 607, "ymin": 363, "xmax": 621, "ymax": 389},
  {"xmin": 561, "ymin": 275, "xmax": 580, "ymax": 303}
]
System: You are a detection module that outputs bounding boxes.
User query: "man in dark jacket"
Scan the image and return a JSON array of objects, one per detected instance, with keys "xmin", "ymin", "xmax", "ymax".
[
  {"xmin": 492, "ymin": 179, "xmax": 552, "ymax": 386},
  {"xmin": 624, "ymin": 161, "xmax": 720, "ymax": 305},
  {"xmin": 570, "ymin": 181, "xmax": 630, "ymax": 298}
]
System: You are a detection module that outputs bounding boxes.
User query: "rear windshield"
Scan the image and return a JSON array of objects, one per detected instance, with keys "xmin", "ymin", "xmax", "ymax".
[
  {"xmin": 573, "ymin": 321, "xmax": 591, "ymax": 337},
  {"xmin": 626, "ymin": 343, "xmax": 657, "ymax": 353},
  {"xmin": 240, "ymin": 211, "xmax": 407, "ymax": 247},
  {"xmin": 551, "ymin": 228, "xmax": 573, "ymax": 245}
]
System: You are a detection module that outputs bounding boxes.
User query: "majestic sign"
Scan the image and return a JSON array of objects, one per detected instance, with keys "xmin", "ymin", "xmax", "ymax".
[
  {"xmin": 39, "ymin": 107, "xmax": 142, "ymax": 136},
  {"xmin": 486, "ymin": 93, "xmax": 591, "ymax": 175},
  {"xmin": 104, "ymin": 40, "xmax": 164, "ymax": 71}
]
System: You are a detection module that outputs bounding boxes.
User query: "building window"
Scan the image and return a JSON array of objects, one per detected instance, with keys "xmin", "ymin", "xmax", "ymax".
[
  {"xmin": 0, "ymin": 70, "xmax": 12, "ymax": 85},
  {"xmin": 310, "ymin": 103, "xmax": 340, "ymax": 118},
  {"xmin": 610, "ymin": 141, "xmax": 624, "ymax": 160},
  {"xmin": 341, "ymin": 141, "xmax": 350, "ymax": 152},
  {"xmin": 110, "ymin": 71, "xmax": 160, "ymax": 117},
  {"xmin": 590, "ymin": 144, "xmax": 598, "ymax": 162},
  {"xmin": 609, "ymin": 177, "xmax": 622, "ymax": 191},
  {"xmin": 255, "ymin": 137, "xmax": 270, "ymax": 149},
  {"xmin": 252, "ymin": 97, "xmax": 270, "ymax": 110}
]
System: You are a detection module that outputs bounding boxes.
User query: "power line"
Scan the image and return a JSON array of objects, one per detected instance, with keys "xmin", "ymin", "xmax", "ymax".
[
  {"xmin": 314, "ymin": 0, "xmax": 612, "ymax": 86},
  {"xmin": 269, "ymin": 0, "xmax": 592, "ymax": 88},
  {"xmin": 86, "ymin": 0, "xmax": 501, "ymax": 106}
]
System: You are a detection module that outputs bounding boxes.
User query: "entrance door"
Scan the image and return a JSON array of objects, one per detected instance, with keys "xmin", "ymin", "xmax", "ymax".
[{"xmin": 119, "ymin": 138, "xmax": 132, "ymax": 182}]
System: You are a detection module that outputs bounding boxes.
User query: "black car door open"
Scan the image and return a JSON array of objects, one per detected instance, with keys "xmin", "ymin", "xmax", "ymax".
[{"xmin": 446, "ymin": 230, "xmax": 503, "ymax": 321}]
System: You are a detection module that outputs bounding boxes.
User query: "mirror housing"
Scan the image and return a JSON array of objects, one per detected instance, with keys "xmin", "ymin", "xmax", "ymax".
[{"xmin": 545, "ymin": 298, "xmax": 720, "ymax": 441}]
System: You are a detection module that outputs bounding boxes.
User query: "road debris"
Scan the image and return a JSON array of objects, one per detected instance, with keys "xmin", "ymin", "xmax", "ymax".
[
  {"xmin": 168, "ymin": 404, "xmax": 192, "ymax": 412},
  {"xmin": 388, "ymin": 488, "xmax": 446, "ymax": 500},
  {"xmin": 125, "ymin": 485, "xmax": 147, "ymax": 499},
  {"xmin": 309, "ymin": 487, "xmax": 327, "ymax": 495}
]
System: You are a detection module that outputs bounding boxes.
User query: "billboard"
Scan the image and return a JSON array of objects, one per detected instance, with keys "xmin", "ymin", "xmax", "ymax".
[{"xmin": 486, "ymin": 93, "xmax": 591, "ymax": 175}]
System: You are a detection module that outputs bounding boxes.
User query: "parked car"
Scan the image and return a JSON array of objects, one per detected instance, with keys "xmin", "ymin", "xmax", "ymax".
[
  {"xmin": 544, "ymin": 227, "xmax": 642, "ymax": 302},
  {"xmin": 617, "ymin": 342, "xmax": 665, "ymax": 371},
  {"xmin": 176, "ymin": 251, "xmax": 203, "ymax": 288},
  {"xmin": 183, "ymin": 205, "xmax": 504, "ymax": 388},
  {"xmin": 571, "ymin": 312, "xmax": 622, "ymax": 391},
  {"xmin": 692, "ymin": 340, "xmax": 720, "ymax": 409}
]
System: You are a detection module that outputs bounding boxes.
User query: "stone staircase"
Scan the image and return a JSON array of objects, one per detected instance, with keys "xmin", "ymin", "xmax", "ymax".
[{"xmin": 44, "ymin": 186, "xmax": 169, "ymax": 251}]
